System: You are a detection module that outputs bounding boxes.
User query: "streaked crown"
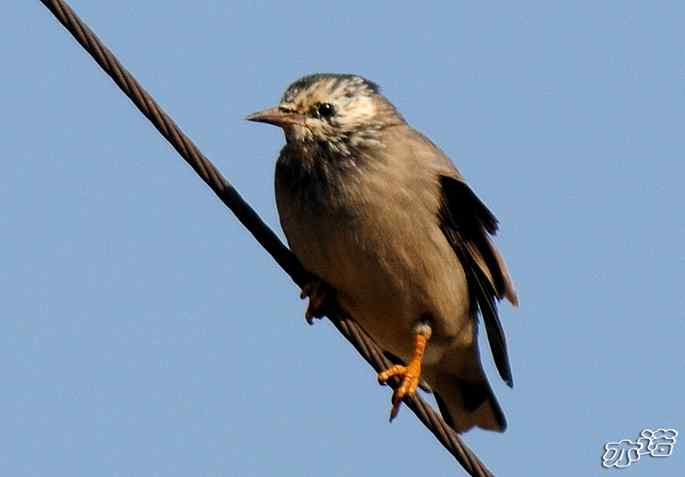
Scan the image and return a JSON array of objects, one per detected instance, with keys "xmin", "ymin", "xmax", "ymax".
[{"xmin": 278, "ymin": 73, "xmax": 404, "ymax": 152}]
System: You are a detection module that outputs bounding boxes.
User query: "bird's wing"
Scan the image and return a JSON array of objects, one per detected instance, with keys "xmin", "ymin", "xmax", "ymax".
[{"xmin": 438, "ymin": 174, "xmax": 518, "ymax": 387}]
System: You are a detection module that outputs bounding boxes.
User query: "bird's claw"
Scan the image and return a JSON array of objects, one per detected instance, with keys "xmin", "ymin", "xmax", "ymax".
[
  {"xmin": 378, "ymin": 361, "xmax": 422, "ymax": 421},
  {"xmin": 300, "ymin": 280, "xmax": 332, "ymax": 325}
]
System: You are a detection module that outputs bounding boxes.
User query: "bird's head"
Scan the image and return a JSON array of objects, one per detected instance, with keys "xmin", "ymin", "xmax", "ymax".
[{"xmin": 246, "ymin": 73, "xmax": 404, "ymax": 154}]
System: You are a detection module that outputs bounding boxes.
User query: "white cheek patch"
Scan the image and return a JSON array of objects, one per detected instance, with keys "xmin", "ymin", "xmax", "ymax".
[
  {"xmin": 336, "ymin": 96, "xmax": 377, "ymax": 130},
  {"xmin": 352, "ymin": 96, "xmax": 377, "ymax": 120}
]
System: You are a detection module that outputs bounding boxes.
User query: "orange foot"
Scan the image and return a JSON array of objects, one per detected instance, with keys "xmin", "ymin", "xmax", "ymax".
[
  {"xmin": 377, "ymin": 330, "xmax": 431, "ymax": 421},
  {"xmin": 300, "ymin": 279, "xmax": 332, "ymax": 325}
]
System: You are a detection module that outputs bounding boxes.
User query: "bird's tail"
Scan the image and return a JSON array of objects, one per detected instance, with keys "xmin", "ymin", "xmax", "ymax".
[{"xmin": 429, "ymin": 351, "xmax": 507, "ymax": 433}]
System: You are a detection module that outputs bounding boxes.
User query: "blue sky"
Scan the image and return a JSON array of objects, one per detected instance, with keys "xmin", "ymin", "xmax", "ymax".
[{"xmin": 2, "ymin": 1, "xmax": 683, "ymax": 475}]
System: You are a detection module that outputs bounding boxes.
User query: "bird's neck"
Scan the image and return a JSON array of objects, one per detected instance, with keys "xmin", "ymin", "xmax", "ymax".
[{"xmin": 276, "ymin": 141, "xmax": 366, "ymax": 211}]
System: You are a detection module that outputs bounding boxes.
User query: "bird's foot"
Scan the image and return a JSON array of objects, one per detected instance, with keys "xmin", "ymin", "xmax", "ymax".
[
  {"xmin": 300, "ymin": 279, "xmax": 333, "ymax": 325},
  {"xmin": 377, "ymin": 360, "xmax": 423, "ymax": 421},
  {"xmin": 377, "ymin": 328, "xmax": 431, "ymax": 421}
]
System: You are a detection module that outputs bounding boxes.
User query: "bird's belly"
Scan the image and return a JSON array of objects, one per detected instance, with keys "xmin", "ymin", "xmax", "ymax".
[{"xmin": 289, "ymin": 211, "xmax": 471, "ymax": 365}]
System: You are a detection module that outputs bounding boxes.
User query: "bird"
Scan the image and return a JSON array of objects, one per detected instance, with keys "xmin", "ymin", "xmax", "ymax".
[{"xmin": 246, "ymin": 73, "xmax": 518, "ymax": 433}]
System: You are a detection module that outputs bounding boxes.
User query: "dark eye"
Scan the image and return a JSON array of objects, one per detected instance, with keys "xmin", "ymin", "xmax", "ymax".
[{"xmin": 317, "ymin": 102, "xmax": 336, "ymax": 118}]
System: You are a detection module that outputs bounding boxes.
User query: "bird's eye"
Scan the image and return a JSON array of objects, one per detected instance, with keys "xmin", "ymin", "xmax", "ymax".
[{"xmin": 316, "ymin": 102, "xmax": 336, "ymax": 118}]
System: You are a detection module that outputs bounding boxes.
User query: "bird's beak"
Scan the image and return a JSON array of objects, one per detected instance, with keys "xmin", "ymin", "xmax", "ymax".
[{"xmin": 245, "ymin": 107, "xmax": 303, "ymax": 128}]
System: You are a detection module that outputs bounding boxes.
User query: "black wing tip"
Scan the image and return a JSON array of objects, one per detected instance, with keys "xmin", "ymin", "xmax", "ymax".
[
  {"xmin": 439, "ymin": 175, "xmax": 499, "ymax": 235},
  {"xmin": 494, "ymin": 351, "xmax": 514, "ymax": 387},
  {"xmin": 489, "ymin": 393, "xmax": 508, "ymax": 432},
  {"xmin": 439, "ymin": 175, "xmax": 515, "ymax": 387},
  {"xmin": 472, "ymin": 269, "xmax": 514, "ymax": 388}
]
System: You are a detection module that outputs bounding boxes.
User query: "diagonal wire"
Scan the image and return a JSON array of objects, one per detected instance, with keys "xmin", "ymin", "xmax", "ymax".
[{"xmin": 36, "ymin": 1, "xmax": 496, "ymax": 475}]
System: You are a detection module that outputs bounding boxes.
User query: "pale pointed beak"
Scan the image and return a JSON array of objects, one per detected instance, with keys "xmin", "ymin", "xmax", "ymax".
[{"xmin": 245, "ymin": 106, "xmax": 303, "ymax": 128}]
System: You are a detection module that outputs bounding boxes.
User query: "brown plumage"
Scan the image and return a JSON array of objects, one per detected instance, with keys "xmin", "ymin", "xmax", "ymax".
[{"xmin": 247, "ymin": 73, "xmax": 517, "ymax": 433}]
